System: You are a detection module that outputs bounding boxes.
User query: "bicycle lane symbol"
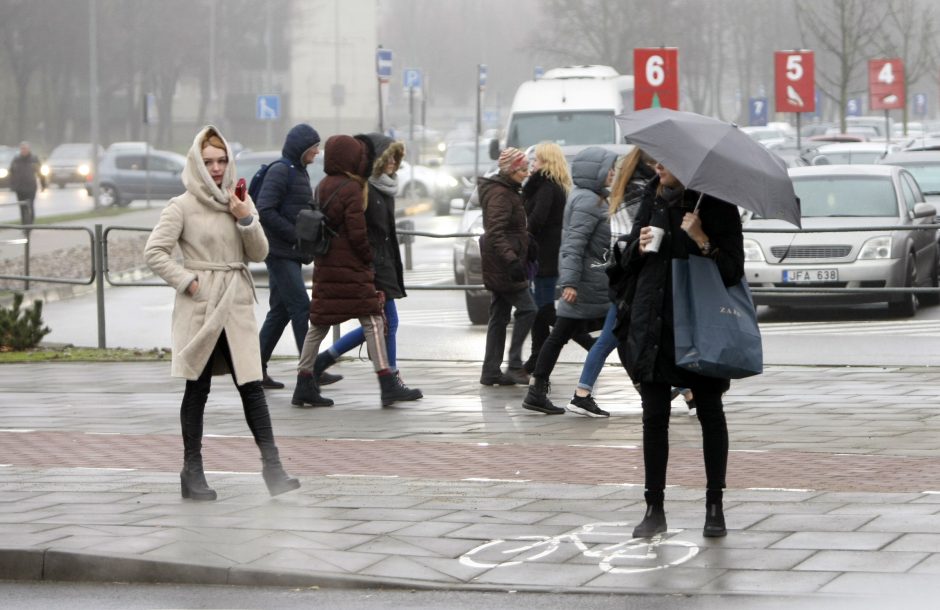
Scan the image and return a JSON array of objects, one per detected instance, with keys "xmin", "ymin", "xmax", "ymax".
[{"xmin": 459, "ymin": 521, "xmax": 699, "ymax": 575}]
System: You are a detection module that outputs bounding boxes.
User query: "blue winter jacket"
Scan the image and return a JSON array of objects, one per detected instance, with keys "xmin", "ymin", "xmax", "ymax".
[{"xmin": 256, "ymin": 123, "xmax": 320, "ymax": 261}]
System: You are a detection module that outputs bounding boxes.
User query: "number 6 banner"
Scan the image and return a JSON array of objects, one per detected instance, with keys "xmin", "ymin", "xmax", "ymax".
[
  {"xmin": 634, "ymin": 48, "xmax": 679, "ymax": 110},
  {"xmin": 775, "ymin": 51, "xmax": 815, "ymax": 113},
  {"xmin": 869, "ymin": 59, "xmax": 905, "ymax": 111}
]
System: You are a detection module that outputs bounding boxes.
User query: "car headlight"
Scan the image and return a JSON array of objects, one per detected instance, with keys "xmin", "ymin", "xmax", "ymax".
[
  {"xmin": 78, "ymin": 164, "xmax": 90, "ymax": 176},
  {"xmin": 40, "ymin": 164, "xmax": 50, "ymax": 176},
  {"xmin": 743, "ymin": 238, "xmax": 765, "ymax": 262},
  {"xmin": 858, "ymin": 236, "xmax": 892, "ymax": 260},
  {"xmin": 0, "ymin": 168, "xmax": 7, "ymax": 179},
  {"xmin": 437, "ymin": 173, "xmax": 459, "ymax": 188}
]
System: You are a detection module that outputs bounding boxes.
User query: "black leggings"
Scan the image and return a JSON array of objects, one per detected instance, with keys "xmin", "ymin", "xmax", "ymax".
[
  {"xmin": 638, "ymin": 381, "xmax": 728, "ymax": 493},
  {"xmin": 532, "ymin": 316, "xmax": 595, "ymax": 381}
]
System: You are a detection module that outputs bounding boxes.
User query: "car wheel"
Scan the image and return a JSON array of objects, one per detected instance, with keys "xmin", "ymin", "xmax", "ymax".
[
  {"xmin": 98, "ymin": 184, "xmax": 121, "ymax": 207},
  {"xmin": 919, "ymin": 250, "xmax": 940, "ymax": 306},
  {"xmin": 403, "ymin": 181, "xmax": 428, "ymax": 198},
  {"xmin": 435, "ymin": 199, "xmax": 450, "ymax": 216},
  {"xmin": 57, "ymin": 181, "xmax": 67, "ymax": 189},
  {"xmin": 888, "ymin": 254, "xmax": 917, "ymax": 317},
  {"xmin": 465, "ymin": 291, "xmax": 490, "ymax": 325}
]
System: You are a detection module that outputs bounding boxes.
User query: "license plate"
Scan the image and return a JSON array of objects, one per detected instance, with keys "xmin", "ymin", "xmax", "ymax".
[{"xmin": 782, "ymin": 269, "xmax": 839, "ymax": 283}]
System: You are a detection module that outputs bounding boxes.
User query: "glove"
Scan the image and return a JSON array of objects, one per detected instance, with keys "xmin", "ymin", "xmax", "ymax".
[{"xmin": 508, "ymin": 259, "xmax": 526, "ymax": 282}]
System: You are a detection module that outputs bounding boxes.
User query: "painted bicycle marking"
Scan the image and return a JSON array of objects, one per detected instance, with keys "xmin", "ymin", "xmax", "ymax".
[{"xmin": 459, "ymin": 521, "xmax": 699, "ymax": 575}]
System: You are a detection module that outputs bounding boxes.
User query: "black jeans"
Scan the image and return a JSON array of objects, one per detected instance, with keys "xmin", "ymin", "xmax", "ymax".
[
  {"xmin": 180, "ymin": 332, "xmax": 277, "ymax": 461},
  {"xmin": 482, "ymin": 287, "xmax": 536, "ymax": 376},
  {"xmin": 532, "ymin": 316, "xmax": 595, "ymax": 381},
  {"xmin": 638, "ymin": 381, "xmax": 728, "ymax": 493}
]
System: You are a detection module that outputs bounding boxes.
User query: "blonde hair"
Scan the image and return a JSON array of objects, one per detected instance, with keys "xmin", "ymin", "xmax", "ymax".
[
  {"xmin": 608, "ymin": 147, "xmax": 653, "ymax": 216},
  {"xmin": 201, "ymin": 129, "xmax": 226, "ymax": 151},
  {"xmin": 533, "ymin": 142, "xmax": 572, "ymax": 194}
]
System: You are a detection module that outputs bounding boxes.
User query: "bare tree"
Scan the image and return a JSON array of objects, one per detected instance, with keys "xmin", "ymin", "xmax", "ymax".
[
  {"xmin": 873, "ymin": 0, "xmax": 940, "ymax": 132},
  {"xmin": 0, "ymin": 0, "xmax": 45, "ymax": 143},
  {"xmin": 794, "ymin": 0, "xmax": 886, "ymax": 131}
]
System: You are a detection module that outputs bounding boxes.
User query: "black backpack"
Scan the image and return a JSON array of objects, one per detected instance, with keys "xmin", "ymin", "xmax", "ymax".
[
  {"xmin": 247, "ymin": 158, "xmax": 291, "ymax": 203},
  {"xmin": 295, "ymin": 178, "xmax": 351, "ymax": 259}
]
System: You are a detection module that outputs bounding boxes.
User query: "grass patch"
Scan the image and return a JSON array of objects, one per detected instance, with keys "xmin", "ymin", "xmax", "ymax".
[{"xmin": 0, "ymin": 345, "xmax": 170, "ymax": 363}]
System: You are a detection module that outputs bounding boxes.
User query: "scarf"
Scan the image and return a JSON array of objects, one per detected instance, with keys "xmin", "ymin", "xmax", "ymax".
[{"xmin": 369, "ymin": 173, "xmax": 398, "ymax": 197}]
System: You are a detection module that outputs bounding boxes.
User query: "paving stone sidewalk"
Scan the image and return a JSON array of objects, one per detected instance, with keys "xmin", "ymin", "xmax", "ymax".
[{"xmin": 1, "ymin": 359, "xmax": 940, "ymax": 602}]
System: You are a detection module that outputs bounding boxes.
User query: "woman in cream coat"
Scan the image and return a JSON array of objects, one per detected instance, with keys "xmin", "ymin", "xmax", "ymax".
[{"xmin": 145, "ymin": 125, "xmax": 299, "ymax": 501}]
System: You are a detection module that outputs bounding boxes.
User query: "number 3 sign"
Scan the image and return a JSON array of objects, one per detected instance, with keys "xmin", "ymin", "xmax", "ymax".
[
  {"xmin": 775, "ymin": 51, "xmax": 815, "ymax": 113},
  {"xmin": 634, "ymin": 48, "xmax": 679, "ymax": 110}
]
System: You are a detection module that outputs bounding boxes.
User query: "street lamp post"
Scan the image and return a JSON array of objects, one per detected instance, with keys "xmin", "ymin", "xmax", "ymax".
[{"xmin": 89, "ymin": 0, "xmax": 100, "ymax": 209}]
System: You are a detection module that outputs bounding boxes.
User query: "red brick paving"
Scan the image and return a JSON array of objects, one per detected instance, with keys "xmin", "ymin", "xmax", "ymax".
[{"xmin": 2, "ymin": 430, "xmax": 939, "ymax": 493}]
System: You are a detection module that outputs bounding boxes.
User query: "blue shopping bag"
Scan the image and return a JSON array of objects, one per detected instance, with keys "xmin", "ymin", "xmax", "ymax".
[{"xmin": 672, "ymin": 256, "xmax": 763, "ymax": 379}]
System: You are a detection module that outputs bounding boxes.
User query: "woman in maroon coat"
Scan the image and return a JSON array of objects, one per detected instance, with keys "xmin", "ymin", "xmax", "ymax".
[{"xmin": 292, "ymin": 135, "xmax": 413, "ymax": 407}]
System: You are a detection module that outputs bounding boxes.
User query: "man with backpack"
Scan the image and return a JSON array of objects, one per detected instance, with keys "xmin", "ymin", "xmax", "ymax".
[{"xmin": 256, "ymin": 123, "xmax": 338, "ymax": 389}]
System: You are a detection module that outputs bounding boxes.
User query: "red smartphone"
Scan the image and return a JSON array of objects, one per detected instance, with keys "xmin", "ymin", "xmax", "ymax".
[{"xmin": 235, "ymin": 178, "xmax": 247, "ymax": 201}]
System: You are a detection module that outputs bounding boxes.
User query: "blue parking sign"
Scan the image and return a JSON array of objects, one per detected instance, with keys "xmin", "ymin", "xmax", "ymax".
[
  {"xmin": 913, "ymin": 93, "xmax": 928, "ymax": 118},
  {"xmin": 403, "ymin": 68, "xmax": 422, "ymax": 90},
  {"xmin": 749, "ymin": 97, "xmax": 768, "ymax": 126},
  {"xmin": 846, "ymin": 97, "xmax": 862, "ymax": 117},
  {"xmin": 257, "ymin": 94, "xmax": 280, "ymax": 120}
]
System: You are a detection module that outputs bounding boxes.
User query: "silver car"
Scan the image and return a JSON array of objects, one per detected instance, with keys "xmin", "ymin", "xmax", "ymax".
[{"xmin": 745, "ymin": 165, "xmax": 939, "ymax": 317}]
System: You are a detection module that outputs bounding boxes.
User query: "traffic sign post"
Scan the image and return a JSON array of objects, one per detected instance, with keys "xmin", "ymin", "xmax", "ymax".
[
  {"xmin": 634, "ymin": 47, "xmax": 679, "ymax": 110},
  {"xmin": 256, "ymin": 94, "xmax": 280, "ymax": 120},
  {"xmin": 913, "ymin": 92, "xmax": 928, "ymax": 119},
  {"xmin": 749, "ymin": 97, "xmax": 768, "ymax": 126},
  {"xmin": 376, "ymin": 47, "xmax": 392, "ymax": 132},
  {"xmin": 475, "ymin": 64, "xmax": 487, "ymax": 184},
  {"xmin": 775, "ymin": 50, "xmax": 815, "ymax": 150},
  {"xmin": 869, "ymin": 58, "xmax": 905, "ymax": 146}
]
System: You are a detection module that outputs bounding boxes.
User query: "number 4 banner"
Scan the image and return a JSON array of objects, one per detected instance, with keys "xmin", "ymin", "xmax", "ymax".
[
  {"xmin": 634, "ymin": 48, "xmax": 679, "ymax": 110},
  {"xmin": 869, "ymin": 59, "xmax": 905, "ymax": 111}
]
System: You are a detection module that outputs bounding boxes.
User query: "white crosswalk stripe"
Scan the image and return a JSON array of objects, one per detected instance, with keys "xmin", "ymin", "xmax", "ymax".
[{"xmin": 760, "ymin": 318, "xmax": 940, "ymax": 336}]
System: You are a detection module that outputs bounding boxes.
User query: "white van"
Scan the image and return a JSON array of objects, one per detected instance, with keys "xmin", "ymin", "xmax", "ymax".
[{"xmin": 497, "ymin": 65, "xmax": 634, "ymax": 152}]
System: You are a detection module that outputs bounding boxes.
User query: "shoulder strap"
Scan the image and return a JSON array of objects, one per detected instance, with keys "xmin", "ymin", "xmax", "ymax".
[{"xmin": 317, "ymin": 178, "xmax": 353, "ymax": 212}]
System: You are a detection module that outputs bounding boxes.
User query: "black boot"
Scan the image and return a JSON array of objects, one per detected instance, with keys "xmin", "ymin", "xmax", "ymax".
[
  {"xmin": 522, "ymin": 377, "xmax": 565, "ymax": 414},
  {"xmin": 239, "ymin": 381, "xmax": 301, "ymax": 496},
  {"xmin": 379, "ymin": 371, "xmax": 422, "ymax": 407},
  {"xmin": 261, "ymin": 454, "xmax": 301, "ymax": 496},
  {"xmin": 632, "ymin": 491, "xmax": 667, "ymax": 538},
  {"xmin": 394, "ymin": 371, "xmax": 423, "ymax": 399},
  {"xmin": 314, "ymin": 351, "xmax": 344, "ymax": 386},
  {"xmin": 291, "ymin": 372, "xmax": 334, "ymax": 407},
  {"xmin": 261, "ymin": 370, "xmax": 285, "ymax": 389},
  {"xmin": 703, "ymin": 490, "xmax": 727, "ymax": 537},
  {"xmin": 180, "ymin": 378, "xmax": 216, "ymax": 501}
]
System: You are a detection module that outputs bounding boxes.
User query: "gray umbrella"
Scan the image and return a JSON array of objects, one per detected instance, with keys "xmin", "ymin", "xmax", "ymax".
[{"xmin": 615, "ymin": 108, "xmax": 801, "ymax": 228}]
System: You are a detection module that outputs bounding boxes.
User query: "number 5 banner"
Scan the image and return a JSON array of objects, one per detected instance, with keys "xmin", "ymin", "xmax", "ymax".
[
  {"xmin": 869, "ymin": 59, "xmax": 905, "ymax": 111},
  {"xmin": 634, "ymin": 48, "xmax": 679, "ymax": 110},
  {"xmin": 775, "ymin": 51, "xmax": 815, "ymax": 113}
]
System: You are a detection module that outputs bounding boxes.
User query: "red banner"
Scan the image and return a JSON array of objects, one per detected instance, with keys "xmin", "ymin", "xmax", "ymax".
[
  {"xmin": 869, "ymin": 59, "xmax": 905, "ymax": 111},
  {"xmin": 774, "ymin": 51, "xmax": 815, "ymax": 113},
  {"xmin": 634, "ymin": 48, "xmax": 679, "ymax": 110}
]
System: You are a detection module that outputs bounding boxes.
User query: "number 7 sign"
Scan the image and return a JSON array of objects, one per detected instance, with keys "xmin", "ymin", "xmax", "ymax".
[
  {"xmin": 869, "ymin": 59, "xmax": 905, "ymax": 110},
  {"xmin": 775, "ymin": 51, "xmax": 815, "ymax": 113},
  {"xmin": 634, "ymin": 48, "xmax": 679, "ymax": 110}
]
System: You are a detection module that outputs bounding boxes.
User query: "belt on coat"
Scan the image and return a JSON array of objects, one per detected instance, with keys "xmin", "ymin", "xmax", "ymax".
[{"xmin": 183, "ymin": 260, "xmax": 258, "ymax": 303}]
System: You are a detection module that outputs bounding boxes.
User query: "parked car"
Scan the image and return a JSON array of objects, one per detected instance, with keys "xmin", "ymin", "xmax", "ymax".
[
  {"xmin": 879, "ymin": 151, "xmax": 940, "ymax": 205},
  {"xmin": 235, "ymin": 150, "xmax": 325, "ymax": 189},
  {"xmin": 0, "ymin": 145, "xmax": 15, "ymax": 189},
  {"xmin": 741, "ymin": 126, "xmax": 791, "ymax": 149},
  {"xmin": 429, "ymin": 140, "xmax": 491, "ymax": 215},
  {"xmin": 458, "ymin": 144, "xmax": 632, "ymax": 324},
  {"xmin": 85, "ymin": 147, "xmax": 187, "ymax": 206},
  {"xmin": 744, "ymin": 165, "xmax": 939, "ymax": 317},
  {"xmin": 806, "ymin": 142, "xmax": 899, "ymax": 165},
  {"xmin": 43, "ymin": 143, "xmax": 103, "ymax": 188}
]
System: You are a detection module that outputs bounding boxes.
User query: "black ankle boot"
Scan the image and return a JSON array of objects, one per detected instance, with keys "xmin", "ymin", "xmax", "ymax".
[
  {"xmin": 180, "ymin": 461, "xmax": 217, "ymax": 501},
  {"xmin": 261, "ymin": 456, "xmax": 301, "ymax": 496},
  {"xmin": 522, "ymin": 377, "xmax": 564, "ymax": 414},
  {"xmin": 291, "ymin": 372, "xmax": 333, "ymax": 407},
  {"xmin": 314, "ymin": 352, "xmax": 344, "ymax": 386},
  {"xmin": 379, "ymin": 371, "xmax": 422, "ymax": 407},
  {"xmin": 703, "ymin": 490, "xmax": 727, "ymax": 537},
  {"xmin": 633, "ymin": 490, "xmax": 666, "ymax": 538}
]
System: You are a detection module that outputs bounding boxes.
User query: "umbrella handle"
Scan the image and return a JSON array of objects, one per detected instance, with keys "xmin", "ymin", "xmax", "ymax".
[{"xmin": 693, "ymin": 192, "xmax": 705, "ymax": 213}]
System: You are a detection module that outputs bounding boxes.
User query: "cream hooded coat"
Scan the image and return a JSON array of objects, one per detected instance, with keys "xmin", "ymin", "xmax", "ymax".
[{"xmin": 145, "ymin": 126, "xmax": 268, "ymax": 384}]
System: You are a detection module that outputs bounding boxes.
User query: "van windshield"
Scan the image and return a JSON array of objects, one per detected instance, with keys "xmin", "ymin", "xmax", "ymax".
[{"xmin": 506, "ymin": 111, "xmax": 616, "ymax": 149}]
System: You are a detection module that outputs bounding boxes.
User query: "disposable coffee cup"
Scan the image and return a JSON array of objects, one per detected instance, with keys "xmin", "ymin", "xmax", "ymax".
[{"xmin": 646, "ymin": 226, "xmax": 665, "ymax": 253}]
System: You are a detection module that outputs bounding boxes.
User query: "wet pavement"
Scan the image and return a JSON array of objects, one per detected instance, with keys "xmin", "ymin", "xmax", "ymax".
[{"xmin": 2, "ymin": 358, "xmax": 940, "ymax": 604}]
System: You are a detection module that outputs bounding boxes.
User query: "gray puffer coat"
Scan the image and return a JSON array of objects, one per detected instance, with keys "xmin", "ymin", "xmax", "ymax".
[{"xmin": 556, "ymin": 147, "xmax": 618, "ymax": 320}]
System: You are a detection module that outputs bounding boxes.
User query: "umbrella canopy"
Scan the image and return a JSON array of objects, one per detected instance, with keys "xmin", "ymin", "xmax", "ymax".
[{"xmin": 615, "ymin": 108, "xmax": 801, "ymax": 228}]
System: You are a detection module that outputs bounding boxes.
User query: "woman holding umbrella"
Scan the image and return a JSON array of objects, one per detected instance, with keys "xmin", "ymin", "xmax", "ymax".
[{"xmin": 615, "ymin": 160, "xmax": 744, "ymax": 538}]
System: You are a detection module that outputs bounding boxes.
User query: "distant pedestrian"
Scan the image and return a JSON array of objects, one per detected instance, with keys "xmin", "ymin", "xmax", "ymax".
[
  {"xmin": 521, "ymin": 142, "xmax": 595, "ymax": 375},
  {"xmin": 144, "ymin": 125, "xmax": 300, "ymax": 501},
  {"xmin": 312, "ymin": 133, "xmax": 422, "ymax": 399},
  {"xmin": 291, "ymin": 134, "xmax": 420, "ymax": 408},
  {"xmin": 521, "ymin": 146, "xmax": 617, "ymax": 414},
  {"xmin": 8, "ymin": 141, "xmax": 45, "ymax": 225},
  {"xmin": 478, "ymin": 147, "xmax": 537, "ymax": 386},
  {"xmin": 615, "ymin": 160, "xmax": 744, "ymax": 538},
  {"xmin": 256, "ymin": 123, "xmax": 332, "ymax": 390}
]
